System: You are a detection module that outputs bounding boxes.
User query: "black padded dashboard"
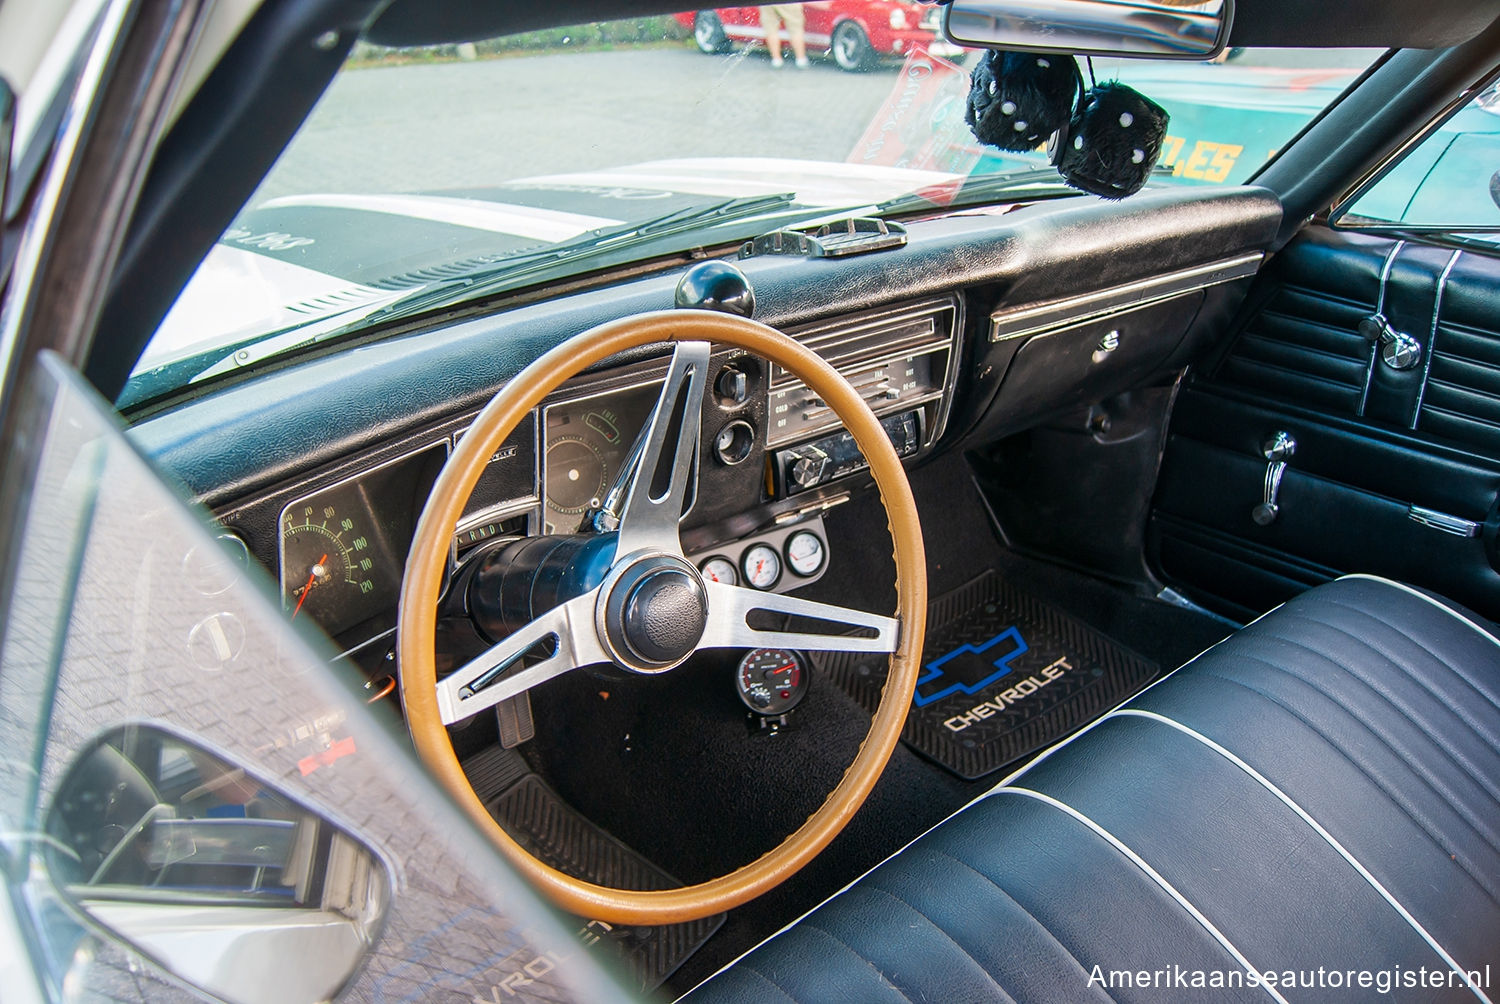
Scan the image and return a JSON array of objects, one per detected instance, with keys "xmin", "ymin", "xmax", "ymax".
[{"xmin": 131, "ymin": 185, "xmax": 1282, "ymax": 506}]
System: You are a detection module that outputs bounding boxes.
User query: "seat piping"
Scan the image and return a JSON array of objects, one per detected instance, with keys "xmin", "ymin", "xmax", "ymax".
[
  {"xmin": 1111, "ymin": 708, "xmax": 1493, "ymax": 1004},
  {"xmin": 995, "ymin": 786, "xmax": 1288, "ymax": 1003},
  {"xmin": 1340, "ymin": 574, "xmax": 1500, "ymax": 653}
]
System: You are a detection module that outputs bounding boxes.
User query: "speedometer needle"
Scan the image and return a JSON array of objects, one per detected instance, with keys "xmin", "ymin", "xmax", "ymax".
[{"xmin": 291, "ymin": 554, "xmax": 327, "ymax": 620}]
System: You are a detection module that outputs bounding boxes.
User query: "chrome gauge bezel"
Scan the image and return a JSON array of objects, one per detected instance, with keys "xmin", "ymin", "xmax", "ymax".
[
  {"xmin": 784, "ymin": 529, "xmax": 827, "ymax": 578},
  {"xmin": 741, "ymin": 544, "xmax": 782, "ymax": 591},
  {"xmin": 699, "ymin": 555, "xmax": 739, "ymax": 586}
]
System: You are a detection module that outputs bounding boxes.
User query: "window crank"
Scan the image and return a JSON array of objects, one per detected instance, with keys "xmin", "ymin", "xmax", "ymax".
[
  {"xmin": 1252, "ymin": 431, "xmax": 1296, "ymax": 526},
  {"xmin": 1357, "ymin": 313, "xmax": 1422, "ymax": 371}
]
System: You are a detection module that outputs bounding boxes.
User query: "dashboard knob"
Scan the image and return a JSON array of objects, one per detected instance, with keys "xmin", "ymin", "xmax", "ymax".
[
  {"xmin": 788, "ymin": 448, "xmax": 828, "ymax": 489},
  {"xmin": 716, "ymin": 366, "xmax": 749, "ymax": 404}
]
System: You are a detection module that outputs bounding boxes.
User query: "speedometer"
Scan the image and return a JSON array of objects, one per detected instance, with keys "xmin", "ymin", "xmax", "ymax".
[
  {"xmin": 277, "ymin": 442, "xmax": 447, "ymax": 641},
  {"xmin": 281, "ymin": 503, "xmax": 374, "ymax": 630}
]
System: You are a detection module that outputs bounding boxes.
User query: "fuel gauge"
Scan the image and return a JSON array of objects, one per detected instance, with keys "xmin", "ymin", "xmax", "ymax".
[{"xmin": 736, "ymin": 648, "xmax": 808, "ymax": 715}]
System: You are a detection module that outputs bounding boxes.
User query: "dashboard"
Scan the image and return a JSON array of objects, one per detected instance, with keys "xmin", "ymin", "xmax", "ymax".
[
  {"xmin": 209, "ymin": 297, "xmax": 963, "ymax": 671},
  {"xmin": 132, "ymin": 187, "xmax": 1285, "ymax": 685}
]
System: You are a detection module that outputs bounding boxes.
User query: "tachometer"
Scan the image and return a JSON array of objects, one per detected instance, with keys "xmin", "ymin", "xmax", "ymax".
[{"xmin": 735, "ymin": 648, "xmax": 808, "ymax": 715}]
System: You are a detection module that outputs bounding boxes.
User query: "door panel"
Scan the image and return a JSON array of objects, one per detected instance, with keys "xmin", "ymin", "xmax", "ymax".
[{"xmin": 1150, "ymin": 226, "xmax": 1500, "ymax": 621}]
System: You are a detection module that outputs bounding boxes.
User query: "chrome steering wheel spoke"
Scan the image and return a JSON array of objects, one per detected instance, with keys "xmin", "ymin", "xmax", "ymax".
[
  {"xmin": 614, "ymin": 340, "xmax": 711, "ymax": 558},
  {"xmin": 699, "ymin": 580, "xmax": 900, "ymax": 654},
  {"xmin": 434, "ymin": 588, "xmax": 606, "ymax": 725}
]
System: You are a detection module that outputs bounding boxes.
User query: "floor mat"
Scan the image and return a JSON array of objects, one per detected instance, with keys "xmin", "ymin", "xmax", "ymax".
[
  {"xmin": 817, "ymin": 570, "xmax": 1159, "ymax": 779},
  {"xmin": 463, "ymin": 746, "xmax": 724, "ymax": 993}
]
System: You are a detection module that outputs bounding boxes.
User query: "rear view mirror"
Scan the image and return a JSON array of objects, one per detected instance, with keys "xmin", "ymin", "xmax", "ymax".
[
  {"xmin": 43, "ymin": 725, "xmax": 389, "ymax": 1004},
  {"xmin": 944, "ymin": 0, "xmax": 1233, "ymax": 60}
]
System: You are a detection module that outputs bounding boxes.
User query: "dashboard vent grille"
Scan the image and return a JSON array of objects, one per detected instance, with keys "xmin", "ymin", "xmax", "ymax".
[{"xmin": 768, "ymin": 298, "xmax": 959, "ymax": 447}]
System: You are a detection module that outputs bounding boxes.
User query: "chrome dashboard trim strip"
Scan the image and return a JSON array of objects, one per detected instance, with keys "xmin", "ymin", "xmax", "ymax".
[{"xmin": 988, "ymin": 253, "xmax": 1264, "ymax": 343}]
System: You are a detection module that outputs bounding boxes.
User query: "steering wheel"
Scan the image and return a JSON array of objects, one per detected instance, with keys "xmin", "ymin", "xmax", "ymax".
[{"xmin": 398, "ymin": 309, "xmax": 926, "ymax": 925}]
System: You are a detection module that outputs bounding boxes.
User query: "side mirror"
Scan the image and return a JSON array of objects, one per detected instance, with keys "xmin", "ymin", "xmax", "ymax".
[
  {"xmin": 944, "ymin": 0, "xmax": 1234, "ymax": 60},
  {"xmin": 43, "ymin": 725, "xmax": 390, "ymax": 1004}
]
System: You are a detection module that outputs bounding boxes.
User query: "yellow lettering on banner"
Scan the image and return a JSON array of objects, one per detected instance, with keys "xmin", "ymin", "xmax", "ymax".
[
  {"xmin": 1205, "ymin": 143, "xmax": 1243, "ymax": 183},
  {"xmin": 1180, "ymin": 141, "xmax": 1215, "ymax": 180},
  {"xmin": 1159, "ymin": 135, "xmax": 1186, "ymax": 167}
]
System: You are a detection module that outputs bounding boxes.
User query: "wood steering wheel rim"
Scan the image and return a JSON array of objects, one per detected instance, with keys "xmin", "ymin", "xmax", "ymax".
[{"xmin": 398, "ymin": 309, "xmax": 926, "ymax": 925}]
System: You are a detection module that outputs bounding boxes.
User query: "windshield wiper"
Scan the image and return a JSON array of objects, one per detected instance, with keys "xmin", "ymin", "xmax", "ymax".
[
  {"xmin": 151, "ymin": 176, "xmax": 1076, "ymax": 403},
  {"xmin": 177, "ymin": 193, "xmax": 810, "ymax": 388},
  {"xmin": 326, "ymin": 193, "xmax": 809, "ymax": 329},
  {"xmin": 873, "ymin": 168, "xmax": 1077, "ymax": 216}
]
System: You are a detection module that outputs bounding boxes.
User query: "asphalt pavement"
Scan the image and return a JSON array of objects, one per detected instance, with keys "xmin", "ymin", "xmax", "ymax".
[
  {"xmin": 249, "ymin": 42, "xmax": 1385, "ymax": 207},
  {"xmin": 252, "ymin": 45, "xmax": 909, "ymax": 204}
]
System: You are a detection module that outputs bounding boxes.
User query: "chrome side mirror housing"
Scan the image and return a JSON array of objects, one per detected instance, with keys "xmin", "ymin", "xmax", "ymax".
[{"xmin": 43, "ymin": 725, "xmax": 390, "ymax": 1004}]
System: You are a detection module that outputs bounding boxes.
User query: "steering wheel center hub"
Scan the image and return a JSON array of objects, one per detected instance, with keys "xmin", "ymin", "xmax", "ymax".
[{"xmin": 598, "ymin": 555, "xmax": 709, "ymax": 673}]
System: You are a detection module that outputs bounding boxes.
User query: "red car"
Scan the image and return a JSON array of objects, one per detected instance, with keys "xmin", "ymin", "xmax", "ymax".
[{"xmin": 677, "ymin": 2, "xmax": 959, "ymax": 71}]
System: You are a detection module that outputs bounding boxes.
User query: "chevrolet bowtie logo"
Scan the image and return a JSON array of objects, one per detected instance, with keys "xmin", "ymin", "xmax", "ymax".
[{"xmin": 914, "ymin": 627, "xmax": 1028, "ymax": 708}]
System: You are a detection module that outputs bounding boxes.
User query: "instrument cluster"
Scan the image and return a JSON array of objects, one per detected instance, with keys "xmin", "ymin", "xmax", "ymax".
[{"xmin": 234, "ymin": 297, "xmax": 956, "ymax": 659}]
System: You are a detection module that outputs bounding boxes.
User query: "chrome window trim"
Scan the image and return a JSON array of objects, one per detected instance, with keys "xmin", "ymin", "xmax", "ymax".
[{"xmin": 1411, "ymin": 248, "xmax": 1464, "ymax": 428}]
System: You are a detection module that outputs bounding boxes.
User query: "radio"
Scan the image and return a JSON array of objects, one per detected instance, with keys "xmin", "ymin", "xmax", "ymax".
[
  {"xmin": 774, "ymin": 410, "xmax": 923, "ymax": 496},
  {"xmin": 766, "ymin": 298, "xmax": 958, "ymax": 498}
]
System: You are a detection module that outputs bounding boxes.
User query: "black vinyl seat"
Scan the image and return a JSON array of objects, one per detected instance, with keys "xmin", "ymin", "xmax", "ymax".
[{"xmin": 684, "ymin": 576, "xmax": 1500, "ymax": 1003}]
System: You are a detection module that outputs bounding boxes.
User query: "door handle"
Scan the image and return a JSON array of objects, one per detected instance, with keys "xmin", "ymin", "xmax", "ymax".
[{"xmin": 1252, "ymin": 432, "xmax": 1296, "ymax": 526}]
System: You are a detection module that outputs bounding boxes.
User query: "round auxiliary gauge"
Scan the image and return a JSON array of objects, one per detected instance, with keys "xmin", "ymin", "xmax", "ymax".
[
  {"xmin": 700, "ymin": 556, "xmax": 738, "ymax": 586},
  {"xmin": 736, "ymin": 648, "xmax": 808, "ymax": 715},
  {"xmin": 741, "ymin": 544, "xmax": 781, "ymax": 590},
  {"xmin": 785, "ymin": 530, "xmax": 826, "ymax": 577}
]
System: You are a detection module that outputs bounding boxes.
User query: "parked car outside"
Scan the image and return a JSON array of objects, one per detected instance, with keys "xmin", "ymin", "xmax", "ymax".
[{"xmin": 676, "ymin": 2, "xmax": 962, "ymax": 71}]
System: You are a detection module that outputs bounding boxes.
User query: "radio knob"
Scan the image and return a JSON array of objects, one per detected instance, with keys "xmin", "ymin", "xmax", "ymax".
[{"xmin": 788, "ymin": 447, "xmax": 829, "ymax": 488}]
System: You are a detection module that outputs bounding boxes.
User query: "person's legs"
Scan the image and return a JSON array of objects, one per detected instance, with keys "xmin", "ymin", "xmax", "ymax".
[
  {"xmin": 780, "ymin": 4, "xmax": 809, "ymax": 66},
  {"xmin": 760, "ymin": 6, "xmax": 785, "ymax": 65}
]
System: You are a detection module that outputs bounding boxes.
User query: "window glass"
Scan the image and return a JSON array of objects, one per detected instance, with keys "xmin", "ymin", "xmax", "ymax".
[
  {"xmin": 121, "ymin": 12, "xmax": 1380, "ymax": 407},
  {"xmin": 1, "ymin": 357, "xmax": 626, "ymax": 1002},
  {"xmin": 1338, "ymin": 81, "xmax": 1500, "ymax": 232}
]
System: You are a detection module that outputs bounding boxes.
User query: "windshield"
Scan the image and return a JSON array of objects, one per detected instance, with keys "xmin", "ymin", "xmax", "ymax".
[{"xmin": 120, "ymin": 10, "xmax": 1381, "ymax": 409}]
